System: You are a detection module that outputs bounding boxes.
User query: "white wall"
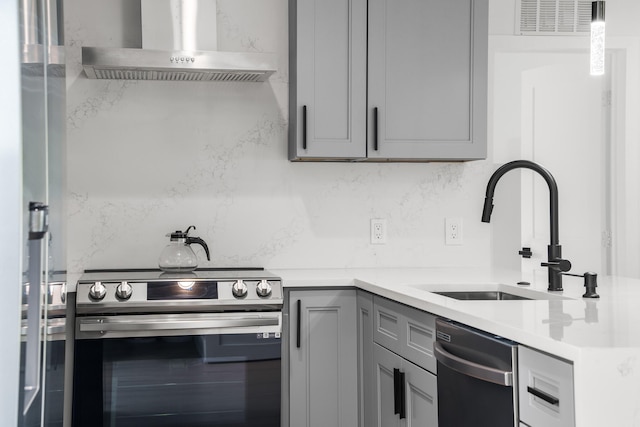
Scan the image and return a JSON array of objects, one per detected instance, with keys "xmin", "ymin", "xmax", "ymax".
[
  {"xmin": 65, "ymin": 0, "xmax": 640, "ymax": 284},
  {"xmin": 64, "ymin": 0, "xmax": 494, "ymax": 285},
  {"xmin": 486, "ymin": 0, "xmax": 640, "ymax": 279}
]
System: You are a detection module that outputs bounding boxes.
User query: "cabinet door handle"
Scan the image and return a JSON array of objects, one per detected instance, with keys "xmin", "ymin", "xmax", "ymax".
[
  {"xmin": 398, "ymin": 371, "xmax": 406, "ymax": 419},
  {"xmin": 373, "ymin": 107, "xmax": 379, "ymax": 151},
  {"xmin": 296, "ymin": 299, "xmax": 301, "ymax": 348},
  {"xmin": 527, "ymin": 386, "xmax": 560, "ymax": 406},
  {"xmin": 302, "ymin": 105, "xmax": 308, "ymax": 150},
  {"xmin": 393, "ymin": 368, "xmax": 401, "ymax": 415}
]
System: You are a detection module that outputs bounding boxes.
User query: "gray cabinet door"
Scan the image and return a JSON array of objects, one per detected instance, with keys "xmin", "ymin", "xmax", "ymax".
[
  {"xmin": 373, "ymin": 343, "xmax": 403, "ymax": 427},
  {"xmin": 403, "ymin": 360, "xmax": 438, "ymax": 427},
  {"xmin": 367, "ymin": 0, "xmax": 488, "ymax": 160},
  {"xmin": 288, "ymin": 289, "xmax": 358, "ymax": 427},
  {"xmin": 373, "ymin": 343, "xmax": 438, "ymax": 427},
  {"xmin": 289, "ymin": 0, "xmax": 367, "ymax": 160},
  {"xmin": 357, "ymin": 291, "xmax": 374, "ymax": 427}
]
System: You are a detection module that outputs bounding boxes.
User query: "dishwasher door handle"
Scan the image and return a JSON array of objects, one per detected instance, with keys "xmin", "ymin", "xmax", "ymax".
[{"xmin": 434, "ymin": 341, "xmax": 513, "ymax": 386}]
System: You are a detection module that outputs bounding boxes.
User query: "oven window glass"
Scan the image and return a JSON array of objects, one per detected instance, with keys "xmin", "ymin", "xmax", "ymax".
[{"xmin": 73, "ymin": 334, "xmax": 281, "ymax": 427}]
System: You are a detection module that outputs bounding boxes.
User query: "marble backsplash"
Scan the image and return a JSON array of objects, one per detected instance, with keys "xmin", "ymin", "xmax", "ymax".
[{"xmin": 64, "ymin": 0, "xmax": 495, "ymax": 282}]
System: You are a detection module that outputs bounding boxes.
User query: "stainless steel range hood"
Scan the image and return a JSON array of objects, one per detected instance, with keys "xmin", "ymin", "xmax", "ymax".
[
  {"xmin": 82, "ymin": 47, "xmax": 276, "ymax": 82},
  {"xmin": 82, "ymin": 0, "xmax": 276, "ymax": 82}
]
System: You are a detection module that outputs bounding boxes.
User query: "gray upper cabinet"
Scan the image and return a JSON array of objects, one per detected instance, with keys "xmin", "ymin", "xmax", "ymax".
[
  {"xmin": 289, "ymin": 0, "xmax": 488, "ymax": 161},
  {"xmin": 289, "ymin": 0, "xmax": 367, "ymax": 160},
  {"xmin": 368, "ymin": 0, "xmax": 488, "ymax": 160}
]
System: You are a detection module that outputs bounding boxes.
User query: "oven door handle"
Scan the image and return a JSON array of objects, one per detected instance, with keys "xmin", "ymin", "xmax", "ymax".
[
  {"xmin": 434, "ymin": 341, "xmax": 513, "ymax": 386},
  {"xmin": 79, "ymin": 314, "xmax": 280, "ymax": 334}
]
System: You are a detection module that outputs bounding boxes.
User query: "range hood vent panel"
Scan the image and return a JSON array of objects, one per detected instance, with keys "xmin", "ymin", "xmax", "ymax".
[
  {"xmin": 81, "ymin": 0, "xmax": 276, "ymax": 82},
  {"xmin": 82, "ymin": 47, "xmax": 275, "ymax": 82},
  {"xmin": 88, "ymin": 68, "xmax": 267, "ymax": 82}
]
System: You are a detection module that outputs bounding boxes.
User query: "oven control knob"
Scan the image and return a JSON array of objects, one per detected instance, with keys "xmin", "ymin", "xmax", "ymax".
[
  {"xmin": 116, "ymin": 282, "xmax": 133, "ymax": 300},
  {"xmin": 89, "ymin": 282, "xmax": 106, "ymax": 301},
  {"xmin": 232, "ymin": 280, "xmax": 248, "ymax": 298},
  {"xmin": 256, "ymin": 280, "xmax": 272, "ymax": 298}
]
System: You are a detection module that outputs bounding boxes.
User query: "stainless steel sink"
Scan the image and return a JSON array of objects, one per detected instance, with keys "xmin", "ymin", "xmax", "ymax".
[
  {"xmin": 432, "ymin": 291, "xmax": 531, "ymax": 301},
  {"xmin": 409, "ymin": 283, "xmax": 572, "ymax": 301}
]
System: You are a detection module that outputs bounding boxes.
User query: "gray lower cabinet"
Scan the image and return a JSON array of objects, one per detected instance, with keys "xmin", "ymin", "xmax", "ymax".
[
  {"xmin": 289, "ymin": 0, "xmax": 488, "ymax": 161},
  {"xmin": 518, "ymin": 346, "xmax": 575, "ymax": 427},
  {"xmin": 373, "ymin": 295, "xmax": 437, "ymax": 374},
  {"xmin": 287, "ymin": 289, "xmax": 358, "ymax": 427},
  {"xmin": 357, "ymin": 291, "xmax": 375, "ymax": 427},
  {"xmin": 369, "ymin": 295, "xmax": 438, "ymax": 426},
  {"xmin": 373, "ymin": 343, "xmax": 438, "ymax": 426}
]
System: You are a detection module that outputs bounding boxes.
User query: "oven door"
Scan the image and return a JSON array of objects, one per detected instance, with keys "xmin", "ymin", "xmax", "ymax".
[{"xmin": 72, "ymin": 312, "xmax": 282, "ymax": 427}]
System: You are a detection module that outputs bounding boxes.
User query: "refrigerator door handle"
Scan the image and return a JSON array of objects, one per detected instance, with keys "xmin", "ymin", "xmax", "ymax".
[{"xmin": 23, "ymin": 202, "xmax": 48, "ymax": 415}]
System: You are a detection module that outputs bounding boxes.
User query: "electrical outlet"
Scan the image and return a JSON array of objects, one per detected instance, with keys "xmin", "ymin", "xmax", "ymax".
[
  {"xmin": 371, "ymin": 219, "xmax": 387, "ymax": 244},
  {"xmin": 445, "ymin": 217, "xmax": 463, "ymax": 245}
]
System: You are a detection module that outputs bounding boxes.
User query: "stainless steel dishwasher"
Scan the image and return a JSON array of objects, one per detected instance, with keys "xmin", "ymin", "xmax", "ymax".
[{"xmin": 435, "ymin": 318, "xmax": 518, "ymax": 427}]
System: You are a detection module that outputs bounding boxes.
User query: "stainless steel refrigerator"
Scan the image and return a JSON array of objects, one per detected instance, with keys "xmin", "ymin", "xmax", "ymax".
[{"xmin": 1, "ymin": 1, "xmax": 66, "ymax": 426}]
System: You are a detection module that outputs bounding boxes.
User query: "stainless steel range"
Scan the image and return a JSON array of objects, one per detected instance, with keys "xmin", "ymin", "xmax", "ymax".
[{"xmin": 72, "ymin": 268, "xmax": 283, "ymax": 427}]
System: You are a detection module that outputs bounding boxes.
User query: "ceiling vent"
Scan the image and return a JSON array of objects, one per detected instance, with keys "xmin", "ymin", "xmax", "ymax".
[{"xmin": 517, "ymin": 0, "xmax": 591, "ymax": 35}]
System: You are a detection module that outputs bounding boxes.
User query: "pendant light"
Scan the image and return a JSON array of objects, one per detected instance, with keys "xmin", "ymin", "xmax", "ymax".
[{"xmin": 590, "ymin": 1, "xmax": 606, "ymax": 76}]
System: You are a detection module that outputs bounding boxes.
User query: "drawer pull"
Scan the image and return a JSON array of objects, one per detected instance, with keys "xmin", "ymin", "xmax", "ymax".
[{"xmin": 527, "ymin": 386, "xmax": 559, "ymax": 406}]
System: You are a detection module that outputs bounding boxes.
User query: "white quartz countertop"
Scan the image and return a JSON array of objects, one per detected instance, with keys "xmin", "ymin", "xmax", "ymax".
[{"xmin": 271, "ymin": 267, "xmax": 640, "ymax": 362}]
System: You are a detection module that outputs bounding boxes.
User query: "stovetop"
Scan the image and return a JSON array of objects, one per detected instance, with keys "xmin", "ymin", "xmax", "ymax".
[
  {"xmin": 79, "ymin": 267, "xmax": 272, "ymax": 282},
  {"xmin": 75, "ymin": 267, "xmax": 283, "ymax": 314}
]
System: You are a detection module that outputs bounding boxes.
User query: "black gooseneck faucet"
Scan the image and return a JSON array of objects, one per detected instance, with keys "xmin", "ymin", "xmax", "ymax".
[{"xmin": 481, "ymin": 160, "xmax": 571, "ymax": 291}]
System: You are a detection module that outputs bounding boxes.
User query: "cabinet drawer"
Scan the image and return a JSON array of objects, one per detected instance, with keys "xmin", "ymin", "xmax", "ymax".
[
  {"xmin": 373, "ymin": 296, "xmax": 436, "ymax": 374},
  {"xmin": 518, "ymin": 346, "xmax": 575, "ymax": 427}
]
